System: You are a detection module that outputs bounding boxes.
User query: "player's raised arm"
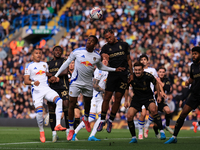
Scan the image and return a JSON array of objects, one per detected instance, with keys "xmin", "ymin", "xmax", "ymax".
[{"xmin": 96, "ymin": 60, "xmax": 125, "ymax": 72}]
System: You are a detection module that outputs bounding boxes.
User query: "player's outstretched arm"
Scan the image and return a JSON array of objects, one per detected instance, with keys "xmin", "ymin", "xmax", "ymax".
[
  {"xmin": 96, "ymin": 61, "xmax": 116, "ymax": 72},
  {"xmin": 54, "ymin": 56, "xmax": 74, "ymax": 78}
]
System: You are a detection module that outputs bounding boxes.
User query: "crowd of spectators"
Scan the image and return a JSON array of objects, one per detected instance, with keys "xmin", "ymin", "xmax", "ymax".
[
  {"xmin": 0, "ymin": 0, "xmax": 67, "ymax": 39},
  {"xmin": 1, "ymin": 0, "xmax": 200, "ymax": 124}
]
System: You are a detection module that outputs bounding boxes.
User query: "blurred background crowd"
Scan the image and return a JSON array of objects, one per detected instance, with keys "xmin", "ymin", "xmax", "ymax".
[{"xmin": 0, "ymin": 0, "xmax": 200, "ymax": 124}]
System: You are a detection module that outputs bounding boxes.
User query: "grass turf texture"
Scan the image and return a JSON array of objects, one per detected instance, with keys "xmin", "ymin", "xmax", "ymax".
[{"xmin": 0, "ymin": 127, "xmax": 199, "ymax": 150}]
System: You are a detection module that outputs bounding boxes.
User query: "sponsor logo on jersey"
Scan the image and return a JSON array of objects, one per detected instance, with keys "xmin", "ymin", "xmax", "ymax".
[
  {"xmin": 35, "ymin": 70, "xmax": 45, "ymax": 75},
  {"xmin": 80, "ymin": 61, "xmax": 93, "ymax": 67},
  {"xmin": 34, "ymin": 67, "xmax": 37, "ymax": 70},
  {"xmin": 93, "ymin": 57, "xmax": 96, "ymax": 61},
  {"xmin": 43, "ymin": 65, "xmax": 46, "ymax": 68}
]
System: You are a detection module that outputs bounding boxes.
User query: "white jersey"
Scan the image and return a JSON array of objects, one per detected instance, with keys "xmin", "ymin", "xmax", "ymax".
[
  {"xmin": 144, "ymin": 67, "xmax": 158, "ymax": 92},
  {"xmin": 69, "ymin": 47, "xmax": 102, "ymax": 86},
  {"xmin": 24, "ymin": 61, "xmax": 49, "ymax": 90},
  {"xmin": 92, "ymin": 68, "xmax": 108, "ymax": 99}
]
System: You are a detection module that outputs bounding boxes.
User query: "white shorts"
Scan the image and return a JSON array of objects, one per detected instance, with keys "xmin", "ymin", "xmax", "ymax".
[
  {"xmin": 90, "ymin": 97, "xmax": 103, "ymax": 114},
  {"xmin": 32, "ymin": 87, "xmax": 59, "ymax": 108},
  {"xmin": 69, "ymin": 83, "xmax": 93, "ymax": 97}
]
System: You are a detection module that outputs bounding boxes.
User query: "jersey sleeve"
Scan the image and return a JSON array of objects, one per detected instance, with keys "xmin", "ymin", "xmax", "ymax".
[
  {"xmin": 190, "ymin": 64, "xmax": 193, "ymax": 79},
  {"xmin": 24, "ymin": 64, "xmax": 31, "ymax": 75}
]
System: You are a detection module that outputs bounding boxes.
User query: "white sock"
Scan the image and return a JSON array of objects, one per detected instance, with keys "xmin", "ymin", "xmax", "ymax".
[
  {"xmin": 160, "ymin": 130, "xmax": 164, "ymax": 133},
  {"xmin": 75, "ymin": 121, "xmax": 85, "ymax": 134},
  {"xmin": 88, "ymin": 114, "xmax": 96, "ymax": 122},
  {"xmin": 197, "ymin": 122, "xmax": 199, "ymax": 126},
  {"xmin": 52, "ymin": 131, "xmax": 56, "ymax": 136},
  {"xmin": 109, "ymin": 119, "xmax": 113, "ymax": 123},
  {"xmin": 132, "ymin": 136, "xmax": 136, "ymax": 139},
  {"xmin": 90, "ymin": 117, "xmax": 100, "ymax": 137},
  {"xmin": 36, "ymin": 109, "xmax": 44, "ymax": 132},
  {"xmin": 145, "ymin": 116, "xmax": 153, "ymax": 129},
  {"xmin": 138, "ymin": 120, "xmax": 144, "ymax": 135},
  {"xmin": 172, "ymin": 135, "xmax": 176, "ymax": 138},
  {"xmin": 69, "ymin": 126, "xmax": 74, "ymax": 130},
  {"xmin": 55, "ymin": 97, "xmax": 63, "ymax": 126}
]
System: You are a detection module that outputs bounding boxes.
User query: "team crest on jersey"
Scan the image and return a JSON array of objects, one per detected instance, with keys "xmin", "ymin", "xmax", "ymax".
[
  {"xmin": 93, "ymin": 104, "xmax": 96, "ymax": 107},
  {"xmin": 109, "ymin": 48, "xmax": 112, "ymax": 51},
  {"xmin": 43, "ymin": 65, "xmax": 46, "ymax": 68},
  {"xmin": 119, "ymin": 45, "xmax": 122, "ymax": 49},
  {"xmin": 144, "ymin": 81, "xmax": 146, "ymax": 85},
  {"xmin": 55, "ymin": 62, "xmax": 57, "ymax": 66},
  {"xmin": 93, "ymin": 57, "xmax": 96, "ymax": 61},
  {"xmin": 70, "ymin": 91, "xmax": 72, "ymax": 95}
]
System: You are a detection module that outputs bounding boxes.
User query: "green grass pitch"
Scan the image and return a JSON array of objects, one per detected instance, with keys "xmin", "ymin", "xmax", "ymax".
[{"xmin": 0, "ymin": 127, "xmax": 199, "ymax": 150}]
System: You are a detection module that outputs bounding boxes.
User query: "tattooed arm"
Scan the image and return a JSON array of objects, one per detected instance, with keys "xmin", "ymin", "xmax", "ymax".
[{"xmin": 93, "ymin": 78, "xmax": 105, "ymax": 93}]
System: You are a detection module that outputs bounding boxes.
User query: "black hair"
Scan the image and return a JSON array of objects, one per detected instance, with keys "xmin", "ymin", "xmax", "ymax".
[
  {"xmin": 139, "ymin": 54, "xmax": 148, "ymax": 61},
  {"xmin": 32, "ymin": 48, "xmax": 42, "ymax": 53},
  {"xmin": 53, "ymin": 45, "xmax": 63, "ymax": 52},
  {"xmin": 158, "ymin": 66, "xmax": 166, "ymax": 72},
  {"xmin": 89, "ymin": 35, "xmax": 98, "ymax": 44},
  {"xmin": 134, "ymin": 61, "xmax": 144, "ymax": 68},
  {"xmin": 192, "ymin": 46, "xmax": 200, "ymax": 53},
  {"xmin": 103, "ymin": 29, "xmax": 114, "ymax": 35}
]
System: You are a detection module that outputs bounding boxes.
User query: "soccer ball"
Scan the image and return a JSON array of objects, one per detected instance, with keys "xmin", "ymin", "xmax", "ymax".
[{"xmin": 89, "ymin": 7, "xmax": 103, "ymax": 20}]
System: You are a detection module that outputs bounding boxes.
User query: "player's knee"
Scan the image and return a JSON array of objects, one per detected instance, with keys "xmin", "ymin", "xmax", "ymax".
[
  {"xmin": 150, "ymin": 108, "xmax": 157, "ymax": 115},
  {"xmin": 127, "ymin": 113, "xmax": 134, "ymax": 121}
]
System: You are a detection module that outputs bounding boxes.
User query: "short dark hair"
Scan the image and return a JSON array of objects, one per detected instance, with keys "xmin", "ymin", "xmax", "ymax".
[
  {"xmin": 192, "ymin": 46, "xmax": 200, "ymax": 53},
  {"xmin": 53, "ymin": 46, "xmax": 63, "ymax": 52},
  {"xmin": 89, "ymin": 35, "xmax": 98, "ymax": 44},
  {"xmin": 158, "ymin": 66, "xmax": 166, "ymax": 71},
  {"xmin": 139, "ymin": 54, "xmax": 148, "ymax": 61},
  {"xmin": 32, "ymin": 48, "xmax": 42, "ymax": 53},
  {"xmin": 103, "ymin": 29, "xmax": 114, "ymax": 35},
  {"xmin": 134, "ymin": 61, "xmax": 144, "ymax": 68}
]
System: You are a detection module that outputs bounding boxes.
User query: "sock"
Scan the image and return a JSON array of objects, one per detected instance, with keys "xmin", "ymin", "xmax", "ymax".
[
  {"xmin": 145, "ymin": 115, "xmax": 154, "ymax": 129},
  {"xmin": 173, "ymin": 117, "xmax": 185, "ymax": 136},
  {"xmin": 74, "ymin": 118, "xmax": 80, "ymax": 129},
  {"xmin": 69, "ymin": 119, "xmax": 74, "ymax": 130},
  {"xmin": 100, "ymin": 111, "xmax": 106, "ymax": 122},
  {"xmin": 54, "ymin": 97, "xmax": 63, "ymax": 126},
  {"xmin": 52, "ymin": 131, "xmax": 56, "ymax": 136},
  {"xmin": 109, "ymin": 112, "xmax": 116, "ymax": 121},
  {"xmin": 89, "ymin": 114, "xmax": 96, "ymax": 122},
  {"xmin": 165, "ymin": 113, "xmax": 171, "ymax": 126},
  {"xmin": 197, "ymin": 121, "xmax": 200, "ymax": 126},
  {"xmin": 90, "ymin": 117, "xmax": 101, "ymax": 137},
  {"xmin": 84, "ymin": 112, "xmax": 89, "ymax": 121},
  {"xmin": 132, "ymin": 136, "xmax": 136, "ymax": 139},
  {"xmin": 153, "ymin": 125, "xmax": 159, "ymax": 135},
  {"xmin": 153, "ymin": 114, "xmax": 163, "ymax": 131},
  {"xmin": 36, "ymin": 108, "xmax": 44, "ymax": 132},
  {"xmin": 138, "ymin": 119, "xmax": 145, "ymax": 135},
  {"xmin": 128, "ymin": 120, "xmax": 136, "ymax": 137},
  {"xmin": 63, "ymin": 108, "xmax": 69, "ymax": 128},
  {"xmin": 49, "ymin": 111, "xmax": 56, "ymax": 131},
  {"xmin": 75, "ymin": 121, "xmax": 85, "ymax": 134}
]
